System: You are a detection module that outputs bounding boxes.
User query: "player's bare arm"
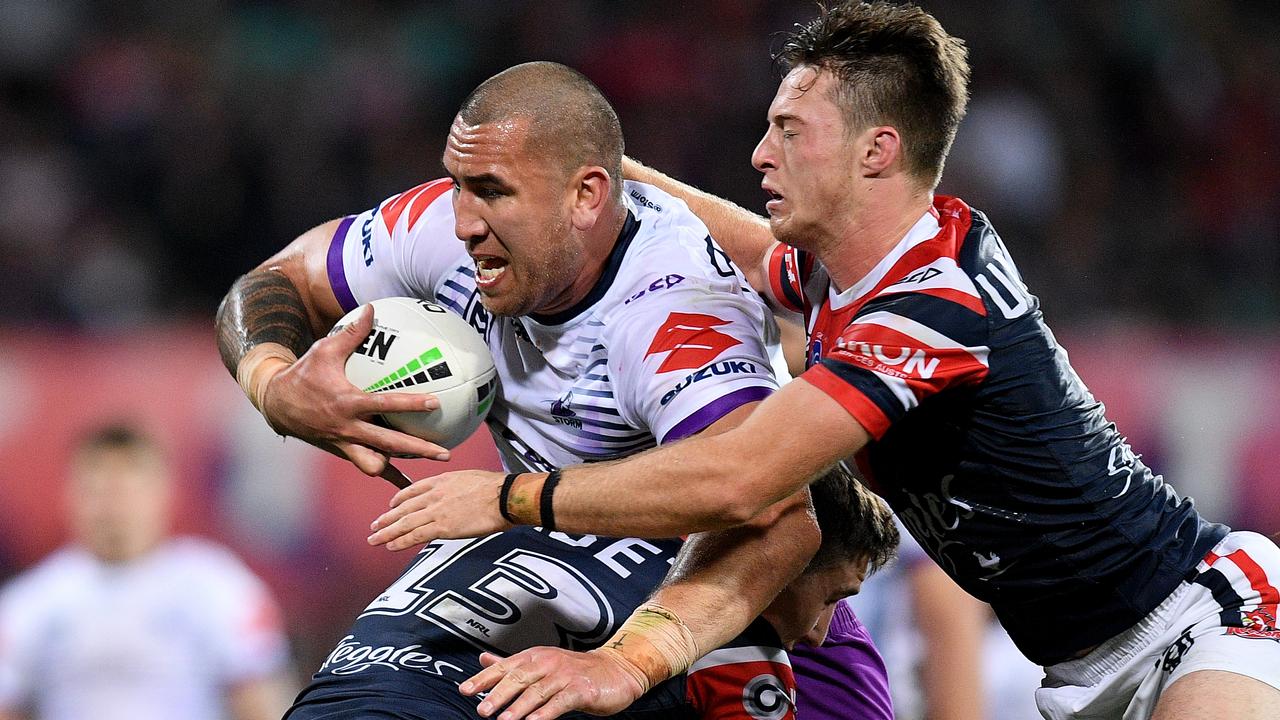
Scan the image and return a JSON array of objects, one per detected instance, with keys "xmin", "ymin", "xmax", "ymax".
[
  {"xmin": 456, "ymin": 408, "xmax": 822, "ymax": 720},
  {"xmin": 369, "ymin": 376, "xmax": 869, "ymax": 544},
  {"xmin": 623, "ymin": 156, "xmax": 778, "ymax": 297},
  {"xmin": 216, "ymin": 220, "xmax": 449, "ymax": 481}
]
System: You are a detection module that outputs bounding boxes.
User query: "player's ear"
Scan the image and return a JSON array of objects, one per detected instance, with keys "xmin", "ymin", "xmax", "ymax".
[
  {"xmin": 568, "ymin": 165, "xmax": 611, "ymax": 231},
  {"xmin": 859, "ymin": 125, "xmax": 902, "ymax": 177}
]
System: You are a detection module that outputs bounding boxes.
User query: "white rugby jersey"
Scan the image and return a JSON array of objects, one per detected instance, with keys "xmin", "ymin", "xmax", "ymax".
[
  {"xmin": 327, "ymin": 180, "xmax": 779, "ymax": 470},
  {"xmin": 0, "ymin": 538, "xmax": 289, "ymax": 720}
]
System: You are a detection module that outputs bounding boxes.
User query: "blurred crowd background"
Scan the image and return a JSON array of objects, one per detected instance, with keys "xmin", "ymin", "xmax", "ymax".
[
  {"xmin": 0, "ymin": 1, "xmax": 1278, "ymax": 716},
  {"xmin": 2, "ymin": 0, "xmax": 1278, "ymax": 326}
]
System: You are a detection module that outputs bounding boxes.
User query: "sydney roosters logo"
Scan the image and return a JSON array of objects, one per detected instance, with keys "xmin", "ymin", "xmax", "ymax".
[{"xmin": 645, "ymin": 312, "xmax": 741, "ymax": 373}]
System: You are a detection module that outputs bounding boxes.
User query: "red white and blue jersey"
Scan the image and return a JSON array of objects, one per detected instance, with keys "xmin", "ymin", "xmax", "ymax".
[{"xmin": 766, "ymin": 196, "xmax": 1229, "ymax": 665}]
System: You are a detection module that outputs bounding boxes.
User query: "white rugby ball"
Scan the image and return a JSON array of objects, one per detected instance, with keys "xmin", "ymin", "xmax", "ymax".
[{"xmin": 332, "ymin": 297, "xmax": 497, "ymax": 449}]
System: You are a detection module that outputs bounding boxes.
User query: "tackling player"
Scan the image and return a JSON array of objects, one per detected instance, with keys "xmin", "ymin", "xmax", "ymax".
[
  {"xmin": 216, "ymin": 62, "xmax": 893, "ymax": 718},
  {"xmin": 286, "ymin": 463, "xmax": 897, "ymax": 719},
  {"xmin": 366, "ymin": 4, "xmax": 1280, "ymax": 720}
]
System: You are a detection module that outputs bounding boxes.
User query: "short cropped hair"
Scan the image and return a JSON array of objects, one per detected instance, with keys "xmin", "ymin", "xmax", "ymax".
[
  {"xmin": 458, "ymin": 61, "xmax": 624, "ymax": 197},
  {"xmin": 777, "ymin": 1, "xmax": 970, "ymax": 190},
  {"xmin": 808, "ymin": 461, "xmax": 898, "ymax": 573}
]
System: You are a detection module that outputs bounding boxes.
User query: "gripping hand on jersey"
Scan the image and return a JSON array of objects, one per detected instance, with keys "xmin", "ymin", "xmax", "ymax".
[
  {"xmin": 461, "ymin": 649, "xmax": 646, "ymax": 720},
  {"xmin": 367, "ymin": 469, "xmax": 511, "ymax": 549},
  {"xmin": 259, "ymin": 306, "xmax": 452, "ymax": 482}
]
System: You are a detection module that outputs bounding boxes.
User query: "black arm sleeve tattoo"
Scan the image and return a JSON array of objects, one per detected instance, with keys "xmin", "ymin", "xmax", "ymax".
[{"xmin": 216, "ymin": 269, "xmax": 316, "ymax": 377}]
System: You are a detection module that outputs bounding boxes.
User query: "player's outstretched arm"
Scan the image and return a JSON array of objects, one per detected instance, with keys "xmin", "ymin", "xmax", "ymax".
[
  {"xmin": 461, "ymin": 490, "xmax": 820, "ymax": 720},
  {"xmin": 369, "ymin": 377, "xmax": 869, "ymax": 543},
  {"xmin": 216, "ymin": 220, "xmax": 449, "ymax": 482},
  {"xmin": 623, "ymin": 157, "xmax": 777, "ymax": 294}
]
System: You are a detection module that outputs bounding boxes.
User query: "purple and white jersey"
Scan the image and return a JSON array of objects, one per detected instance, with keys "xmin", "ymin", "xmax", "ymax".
[{"xmin": 327, "ymin": 180, "xmax": 779, "ymax": 470}]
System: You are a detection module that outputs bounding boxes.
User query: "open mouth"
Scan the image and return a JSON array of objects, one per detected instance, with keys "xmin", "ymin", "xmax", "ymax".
[
  {"xmin": 763, "ymin": 186, "xmax": 785, "ymax": 213},
  {"xmin": 474, "ymin": 256, "xmax": 509, "ymax": 288}
]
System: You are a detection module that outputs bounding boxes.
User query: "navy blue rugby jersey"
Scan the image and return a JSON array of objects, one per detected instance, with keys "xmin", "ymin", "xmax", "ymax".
[
  {"xmin": 766, "ymin": 196, "xmax": 1228, "ymax": 665},
  {"xmin": 287, "ymin": 528, "xmax": 796, "ymax": 719}
]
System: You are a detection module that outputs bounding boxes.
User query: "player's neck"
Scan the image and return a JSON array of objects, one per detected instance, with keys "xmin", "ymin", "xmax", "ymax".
[
  {"xmin": 533, "ymin": 203, "xmax": 629, "ymax": 319},
  {"xmin": 822, "ymin": 186, "xmax": 934, "ymax": 293}
]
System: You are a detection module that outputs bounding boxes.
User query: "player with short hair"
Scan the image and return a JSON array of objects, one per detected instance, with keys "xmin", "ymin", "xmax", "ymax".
[
  {"xmin": 367, "ymin": 5, "xmax": 1280, "ymax": 720},
  {"xmin": 217, "ymin": 62, "xmax": 893, "ymax": 719},
  {"xmin": 0, "ymin": 424, "xmax": 294, "ymax": 720}
]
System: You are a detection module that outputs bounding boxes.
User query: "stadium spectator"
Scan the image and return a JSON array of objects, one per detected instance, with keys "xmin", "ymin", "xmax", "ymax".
[
  {"xmin": 366, "ymin": 4, "xmax": 1280, "ymax": 719},
  {"xmin": 217, "ymin": 61, "xmax": 893, "ymax": 719},
  {"xmin": 0, "ymin": 424, "xmax": 294, "ymax": 720}
]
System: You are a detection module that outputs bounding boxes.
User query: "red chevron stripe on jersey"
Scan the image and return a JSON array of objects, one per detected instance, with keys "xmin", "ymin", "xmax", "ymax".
[
  {"xmin": 380, "ymin": 178, "xmax": 452, "ymax": 234},
  {"xmin": 858, "ymin": 199, "xmax": 985, "ymax": 317},
  {"xmin": 1225, "ymin": 550, "xmax": 1280, "ymax": 630}
]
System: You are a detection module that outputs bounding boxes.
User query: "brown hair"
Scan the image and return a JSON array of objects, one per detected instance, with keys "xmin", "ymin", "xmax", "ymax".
[
  {"xmin": 776, "ymin": 1, "xmax": 970, "ymax": 190},
  {"xmin": 808, "ymin": 461, "xmax": 898, "ymax": 574}
]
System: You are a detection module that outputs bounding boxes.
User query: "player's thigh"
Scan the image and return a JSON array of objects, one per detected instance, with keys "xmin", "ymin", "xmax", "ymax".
[{"xmin": 1151, "ymin": 669, "xmax": 1280, "ymax": 720}]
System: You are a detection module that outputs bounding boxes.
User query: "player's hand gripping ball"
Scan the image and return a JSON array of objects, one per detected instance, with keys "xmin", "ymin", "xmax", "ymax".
[{"xmin": 332, "ymin": 298, "xmax": 497, "ymax": 449}]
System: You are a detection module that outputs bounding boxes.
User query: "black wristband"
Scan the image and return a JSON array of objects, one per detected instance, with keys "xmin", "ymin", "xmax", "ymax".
[
  {"xmin": 540, "ymin": 469, "xmax": 563, "ymax": 531},
  {"xmin": 499, "ymin": 473, "xmax": 521, "ymax": 524}
]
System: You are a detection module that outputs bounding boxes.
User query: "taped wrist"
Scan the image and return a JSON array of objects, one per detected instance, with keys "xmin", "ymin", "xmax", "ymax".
[
  {"xmin": 595, "ymin": 602, "xmax": 700, "ymax": 693},
  {"xmin": 236, "ymin": 343, "xmax": 297, "ymax": 420},
  {"xmin": 504, "ymin": 473, "xmax": 546, "ymax": 526}
]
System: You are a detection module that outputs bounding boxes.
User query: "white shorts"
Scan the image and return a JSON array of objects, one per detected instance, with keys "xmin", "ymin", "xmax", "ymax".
[{"xmin": 1035, "ymin": 531, "xmax": 1280, "ymax": 720}]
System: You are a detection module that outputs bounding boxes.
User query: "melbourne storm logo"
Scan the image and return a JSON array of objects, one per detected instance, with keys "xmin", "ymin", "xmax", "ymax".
[{"xmin": 548, "ymin": 391, "xmax": 582, "ymax": 429}]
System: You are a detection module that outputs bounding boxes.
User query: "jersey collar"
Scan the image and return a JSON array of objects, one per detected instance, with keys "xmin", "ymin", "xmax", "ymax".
[{"xmin": 827, "ymin": 208, "xmax": 942, "ymax": 311}]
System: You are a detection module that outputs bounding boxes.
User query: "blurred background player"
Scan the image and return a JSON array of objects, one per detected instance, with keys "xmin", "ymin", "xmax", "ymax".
[{"xmin": 0, "ymin": 424, "xmax": 295, "ymax": 720}]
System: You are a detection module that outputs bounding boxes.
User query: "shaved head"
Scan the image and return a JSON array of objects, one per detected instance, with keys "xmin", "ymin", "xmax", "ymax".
[{"xmin": 457, "ymin": 62, "xmax": 623, "ymax": 198}]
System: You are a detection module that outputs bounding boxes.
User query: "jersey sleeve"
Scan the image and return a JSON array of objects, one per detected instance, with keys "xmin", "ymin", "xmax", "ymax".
[
  {"xmin": 763, "ymin": 242, "xmax": 809, "ymax": 315},
  {"xmin": 605, "ymin": 277, "xmax": 779, "ymax": 444},
  {"xmin": 326, "ymin": 178, "xmax": 460, "ymax": 312},
  {"xmin": 802, "ymin": 292, "xmax": 990, "ymax": 439},
  {"xmin": 686, "ymin": 618, "xmax": 797, "ymax": 720},
  {"xmin": 193, "ymin": 547, "xmax": 290, "ymax": 684}
]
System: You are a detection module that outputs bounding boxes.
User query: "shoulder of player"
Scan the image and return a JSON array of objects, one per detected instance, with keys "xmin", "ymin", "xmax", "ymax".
[
  {"xmin": 606, "ymin": 210, "xmax": 754, "ymax": 316},
  {"xmin": 691, "ymin": 617, "xmax": 789, "ymax": 672},
  {"xmin": 156, "ymin": 537, "xmax": 262, "ymax": 585},
  {"xmin": 0, "ymin": 547, "xmax": 92, "ymax": 613},
  {"xmin": 352, "ymin": 178, "xmax": 458, "ymax": 249}
]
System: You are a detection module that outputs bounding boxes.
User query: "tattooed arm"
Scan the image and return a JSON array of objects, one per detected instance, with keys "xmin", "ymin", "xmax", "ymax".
[{"xmin": 216, "ymin": 220, "xmax": 449, "ymax": 481}]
